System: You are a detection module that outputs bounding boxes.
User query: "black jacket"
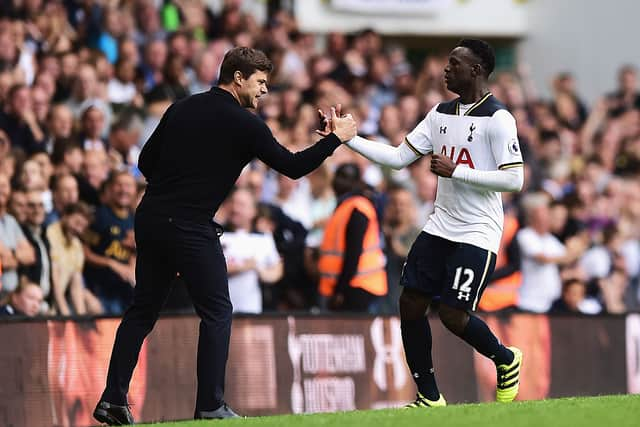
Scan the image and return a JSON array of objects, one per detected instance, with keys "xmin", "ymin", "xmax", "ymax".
[{"xmin": 137, "ymin": 87, "xmax": 341, "ymax": 223}]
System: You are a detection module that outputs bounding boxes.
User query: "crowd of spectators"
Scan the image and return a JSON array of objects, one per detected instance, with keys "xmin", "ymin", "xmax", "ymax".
[{"xmin": 1, "ymin": 0, "xmax": 639, "ymax": 318}]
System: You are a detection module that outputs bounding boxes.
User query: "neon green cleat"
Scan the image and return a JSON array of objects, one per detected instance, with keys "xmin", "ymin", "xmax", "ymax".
[
  {"xmin": 404, "ymin": 392, "xmax": 447, "ymax": 408},
  {"xmin": 496, "ymin": 346, "xmax": 523, "ymax": 403}
]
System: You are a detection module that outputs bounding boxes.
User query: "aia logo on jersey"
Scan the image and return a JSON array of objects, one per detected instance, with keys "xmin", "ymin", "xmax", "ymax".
[{"xmin": 441, "ymin": 145, "xmax": 475, "ymax": 168}]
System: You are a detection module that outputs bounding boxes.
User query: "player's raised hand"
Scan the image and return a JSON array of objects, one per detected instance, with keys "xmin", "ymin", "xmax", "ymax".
[
  {"xmin": 330, "ymin": 106, "xmax": 357, "ymax": 142},
  {"xmin": 430, "ymin": 153, "xmax": 457, "ymax": 177},
  {"xmin": 315, "ymin": 108, "xmax": 331, "ymax": 137}
]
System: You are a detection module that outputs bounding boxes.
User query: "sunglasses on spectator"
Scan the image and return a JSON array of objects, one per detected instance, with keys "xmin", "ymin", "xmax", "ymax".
[{"xmin": 27, "ymin": 202, "xmax": 45, "ymax": 209}]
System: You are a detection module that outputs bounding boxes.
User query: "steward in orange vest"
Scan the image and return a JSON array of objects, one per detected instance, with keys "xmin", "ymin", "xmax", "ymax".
[
  {"xmin": 478, "ymin": 213, "xmax": 522, "ymax": 311},
  {"xmin": 318, "ymin": 163, "xmax": 387, "ymax": 311}
]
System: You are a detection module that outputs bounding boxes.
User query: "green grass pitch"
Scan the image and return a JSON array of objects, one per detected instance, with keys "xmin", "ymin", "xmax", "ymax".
[{"xmin": 136, "ymin": 394, "xmax": 640, "ymax": 427}]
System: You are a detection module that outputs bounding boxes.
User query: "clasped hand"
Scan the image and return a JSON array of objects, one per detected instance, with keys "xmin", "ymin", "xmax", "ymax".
[{"xmin": 316, "ymin": 104, "xmax": 357, "ymax": 142}]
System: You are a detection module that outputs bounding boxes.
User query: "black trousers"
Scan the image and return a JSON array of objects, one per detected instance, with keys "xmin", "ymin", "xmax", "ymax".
[{"xmin": 101, "ymin": 214, "xmax": 231, "ymax": 414}]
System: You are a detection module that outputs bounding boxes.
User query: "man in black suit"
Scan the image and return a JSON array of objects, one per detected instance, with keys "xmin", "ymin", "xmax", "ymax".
[{"xmin": 94, "ymin": 47, "xmax": 356, "ymax": 425}]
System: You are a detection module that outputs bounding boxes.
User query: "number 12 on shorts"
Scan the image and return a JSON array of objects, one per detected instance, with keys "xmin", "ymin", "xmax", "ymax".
[{"xmin": 452, "ymin": 267, "xmax": 474, "ymax": 301}]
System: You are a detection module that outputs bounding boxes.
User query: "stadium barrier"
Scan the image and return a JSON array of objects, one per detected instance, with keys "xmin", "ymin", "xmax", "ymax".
[{"xmin": 0, "ymin": 313, "xmax": 637, "ymax": 427}]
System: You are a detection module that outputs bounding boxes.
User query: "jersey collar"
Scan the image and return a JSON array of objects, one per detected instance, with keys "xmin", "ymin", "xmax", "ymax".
[{"xmin": 455, "ymin": 92, "xmax": 493, "ymax": 116}]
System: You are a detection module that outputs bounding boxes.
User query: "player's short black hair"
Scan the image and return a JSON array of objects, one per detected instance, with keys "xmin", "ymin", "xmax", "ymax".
[
  {"xmin": 218, "ymin": 47, "xmax": 274, "ymax": 84},
  {"xmin": 457, "ymin": 39, "xmax": 496, "ymax": 77}
]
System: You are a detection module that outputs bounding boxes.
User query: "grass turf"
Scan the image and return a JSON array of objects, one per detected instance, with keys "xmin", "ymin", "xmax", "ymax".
[{"xmin": 136, "ymin": 394, "xmax": 640, "ymax": 427}]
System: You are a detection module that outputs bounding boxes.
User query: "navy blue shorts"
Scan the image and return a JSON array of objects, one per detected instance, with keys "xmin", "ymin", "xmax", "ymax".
[{"xmin": 400, "ymin": 232, "xmax": 496, "ymax": 311}]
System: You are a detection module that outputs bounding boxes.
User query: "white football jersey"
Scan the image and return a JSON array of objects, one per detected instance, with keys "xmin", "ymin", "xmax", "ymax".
[{"xmin": 405, "ymin": 94, "xmax": 523, "ymax": 253}]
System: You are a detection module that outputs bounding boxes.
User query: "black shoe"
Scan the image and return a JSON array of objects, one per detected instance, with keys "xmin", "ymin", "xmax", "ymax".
[
  {"xmin": 195, "ymin": 403, "xmax": 241, "ymax": 419},
  {"xmin": 93, "ymin": 401, "xmax": 135, "ymax": 425}
]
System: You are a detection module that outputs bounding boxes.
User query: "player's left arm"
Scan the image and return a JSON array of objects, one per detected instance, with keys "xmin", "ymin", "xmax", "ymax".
[{"xmin": 445, "ymin": 110, "xmax": 524, "ymax": 192}]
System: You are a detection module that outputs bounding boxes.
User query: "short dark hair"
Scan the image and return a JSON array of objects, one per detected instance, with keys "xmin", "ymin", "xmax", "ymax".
[
  {"xmin": 62, "ymin": 201, "xmax": 93, "ymax": 220},
  {"xmin": 218, "ymin": 47, "xmax": 273, "ymax": 84},
  {"xmin": 457, "ymin": 39, "xmax": 496, "ymax": 77}
]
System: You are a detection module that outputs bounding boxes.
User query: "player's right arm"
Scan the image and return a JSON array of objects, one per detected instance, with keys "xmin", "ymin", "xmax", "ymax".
[{"xmin": 344, "ymin": 109, "xmax": 435, "ymax": 170}]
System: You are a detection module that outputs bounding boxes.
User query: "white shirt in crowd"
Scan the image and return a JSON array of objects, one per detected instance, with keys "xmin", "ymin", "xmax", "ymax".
[
  {"xmin": 517, "ymin": 227, "xmax": 566, "ymax": 313},
  {"xmin": 221, "ymin": 230, "xmax": 280, "ymax": 314}
]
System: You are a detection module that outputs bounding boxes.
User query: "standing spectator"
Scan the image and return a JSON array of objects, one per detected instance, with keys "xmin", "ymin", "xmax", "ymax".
[
  {"xmin": 517, "ymin": 193, "xmax": 586, "ymax": 313},
  {"xmin": 381, "ymin": 185, "xmax": 421, "ymax": 314},
  {"xmin": 318, "ymin": 163, "xmax": 387, "ymax": 312},
  {"xmin": 274, "ymin": 173, "xmax": 312, "ymax": 230},
  {"xmin": 221, "ymin": 188, "xmax": 283, "ymax": 314},
  {"xmin": 47, "ymin": 202, "xmax": 102, "ymax": 316},
  {"xmin": 19, "ymin": 190, "xmax": 52, "ymax": 308},
  {"xmin": 0, "ymin": 279, "xmax": 44, "ymax": 317},
  {"xmin": 84, "ymin": 171, "xmax": 137, "ymax": 315},
  {"xmin": 607, "ymin": 65, "xmax": 640, "ymax": 116},
  {"xmin": 0, "ymin": 173, "xmax": 36, "ymax": 294}
]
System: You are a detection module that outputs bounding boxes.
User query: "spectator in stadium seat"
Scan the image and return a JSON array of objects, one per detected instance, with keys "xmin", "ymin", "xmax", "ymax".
[
  {"xmin": 47, "ymin": 202, "xmax": 102, "ymax": 316},
  {"xmin": 19, "ymin": 190, "xmax": 52, "ymax": 309},
  {"xmin": 8, "ymin": 187, "xmax": 28, "ymax": 225},
  {"xmin": 0, "ymin": 173, "xmax": 36, "ymax": 295},
  {"xmin": 83, "ymin": 171, "xmax": 137, "ymax": 315},
  {"xmin": 549, "ymin": 278, "xmax": 600, "ymax": 314},
  {"xmin": 45, "ymin": 173, "xmax": 80, "ymax": 226},
  {"xmin": 79, "ymin": 104, "xmax": 108, "ymax": 152},
  {"xmin": 221, "ymin": 187, "xmax": 283, "ymax": 314},
  {"xmin": 44, "ymin": 104, "xmax": 74, "ymax": 154},
  {"xmin": 107, "ymin": 113, "xmax": 144, "ymax": 177},
  {"xmin": 0, "ymin": 84, "xmax": 46, "ymax": 154},
  {"xmin": 79, "ymin": 149, "xmax": 110, "ymax": 208},
  {"xmin": 0, "ymin": 279, "xmax": 44, "ymax": 317}
]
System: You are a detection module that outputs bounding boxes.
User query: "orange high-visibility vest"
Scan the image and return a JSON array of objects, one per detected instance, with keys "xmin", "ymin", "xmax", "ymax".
[
  {"xmin": 479, "ymin": 214, "xmax": 522, "ymax": 311},
  {"xmin": 318, "ymin": 195, "xmax": 388, "ymax": 297}
]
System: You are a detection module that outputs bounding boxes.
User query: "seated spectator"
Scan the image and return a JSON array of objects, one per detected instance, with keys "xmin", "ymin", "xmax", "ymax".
[
  {"xmin": 19, "ymin": 190, "xmax": 52, "ymax": 309},
  {"xmin": 0, "ymin": 279, "xmax": 44, "ymax": 317},
  {"xmin": 0, "ymin": 173, "xmax": 36, "ymax": 295},
  {"xmin": 79, "ymin": 105, "xmax": 108, "ymax": 151},
  {"xmin": 107, "ymin": 112, "xmax": 144, "ymax": 177},
  {"xmin": 44, "ymin": 104, "xmax": 74, "ymax": 154},
  {"xmin": 221, "ymin": 188, "xmax": 283, "ymax": 314},
  {"xmin": 549, "ymin": 278, "xmax": 601, "ymax": 314},
  {"xmin": 47, "ymin": 202, "xmax": 102, "ymax": 316},
  {"xmin": 83, "ymin": 171, "xmax": 137, "ymax": 315},
  {"xmin": 79, "ymin": 149, "xmax": 110, "ymax": 207},
  {"xmin": 0, "ymin": 84, "xmax": 45, "ymax": 154},
  {"xmin": 8, "ymin": 187, "xmax": 28, "ymax": 225},
  {"xmin": 45, "ymin": 173, "xmax": 79, "ymax": 226}
]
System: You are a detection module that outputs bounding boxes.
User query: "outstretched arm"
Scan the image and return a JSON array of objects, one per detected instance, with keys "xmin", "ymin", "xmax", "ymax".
[
  {"xmin": 345, "ymin": 136, "xmax": 423, "ymax": 170},
  {"xmin": 256, "ymin": 107, "xmax": 356, "ymax": 179}
]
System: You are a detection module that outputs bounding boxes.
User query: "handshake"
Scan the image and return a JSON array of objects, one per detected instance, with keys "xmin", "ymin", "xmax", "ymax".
[{"xmin": 316, "ymin": 104, "xmax": 357, "ymax": 143}]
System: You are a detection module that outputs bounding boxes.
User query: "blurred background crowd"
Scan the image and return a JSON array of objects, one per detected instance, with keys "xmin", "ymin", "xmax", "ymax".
[{"xmin": 1, "ymin": 0, "xmax": 639, "ymax": 318}]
